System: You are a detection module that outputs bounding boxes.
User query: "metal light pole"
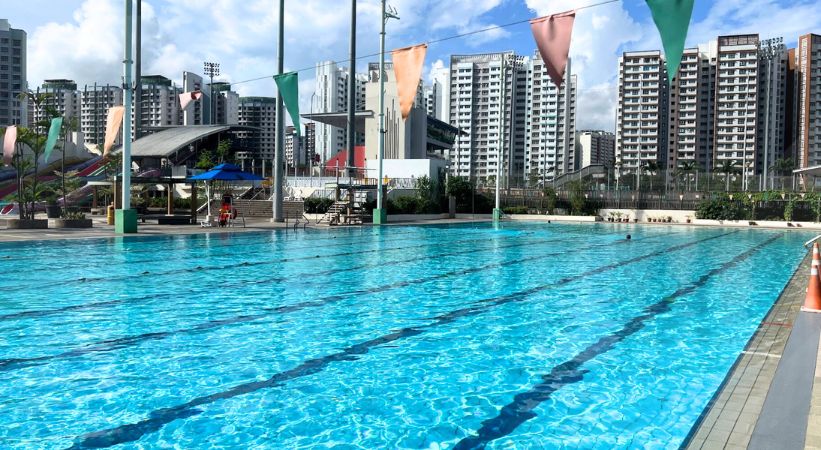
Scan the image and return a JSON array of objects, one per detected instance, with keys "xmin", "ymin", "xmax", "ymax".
[
  {"xmin": 346, "ymin": 0, "xmax": 357, "ymax": 179},
  {"xmin": 134, "ymin": 0, "xmax": 142, "ymax": 139},
  {"xmin": 117, "ymin": 0, "xmax": 137, "ymax": 233},
  {"xmin": 374, "ymin": 0, "xmax": 399, "ymax": 225},
  {"xmin": 203, "ymin": 61, "xmax": 220, "ymax": 125},
  {"xmin": 759, "ymin": 37, "xmax": 783, "ymax": 191},
  {"xmin": 309, "ymin": 92, "xmax": 316, "ymax": 183},
  {"xmin": 273, "ymin": 0, "xmax": 285, "ymax": 222},
  {"xmin": 493, "ymin": 55, "xmax": 508, "ymax": 222}
]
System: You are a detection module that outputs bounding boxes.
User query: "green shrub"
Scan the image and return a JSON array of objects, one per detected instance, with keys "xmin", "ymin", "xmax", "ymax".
[
  {"xmin": 695, "ymin": 196, "xmax": 748, "ymax": 220},
  {"xmin": 503, "ymin": 206, "xmax": 529, "ymax": 215},
  {"xmin": 304, "ymin": 197, "xmax": 334, "ymax": 214}
]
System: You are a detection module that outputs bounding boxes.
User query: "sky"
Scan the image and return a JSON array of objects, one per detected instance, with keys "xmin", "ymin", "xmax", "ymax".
[{"xmin": 5, "ymin": 0, "xmax": 821, "ymax": 131}]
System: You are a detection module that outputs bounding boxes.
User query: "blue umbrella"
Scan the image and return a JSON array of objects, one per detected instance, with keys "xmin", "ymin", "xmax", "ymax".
[
  {"xmin": 189, "ymin": 163, "xmax": 264, "ymax": 181},
  {"xmin": 189, "ymin": 163, "xmax": 263, "ymax": 219}
]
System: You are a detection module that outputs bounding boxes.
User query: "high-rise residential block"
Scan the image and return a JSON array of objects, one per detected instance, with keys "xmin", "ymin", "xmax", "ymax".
[
  {"xmin": 133, "ymin": 75, "xmax": 182, "ymax": 134},
  {"xmin": 577, "ymin": 130, "xmax": 616, "ymax": 168},
  {"xmin": 796, "ymin": 33, "xmax": 821, "ymax": 169},
  {"xmin": 182, "ymin": 71, "xmax": 204, "ymax": 126},
  {"xmin": 33, "ymin": 79, "xmax": 81, "ymax": 133},
  {"xmin": 448, "ymin": 52, "xmax": 530, "ymax": 184},
  {"xmin": 236, "ymin": 96, "xmax": 276, "ymax": 161},
  {"xmin": 0, "ymin": 19, "xmax": 25, "ymax": 126},
  {"xmin": 667, "ymin": 47, "xmax": 712, "ymax": 172},
  {"xmin": 80, "ymin": 84, "xmax": 124, "ymax": 147},
  {"xmin": 314, "ymin": 61, "xmax": 366, "ymax": 163},
  {"xmin": 527, "ymin": 51, "xmax": 577, "ymax": 182},
  {"xmin": 616, "ymin": 50, "xmax": 669, "ymax": 176}
]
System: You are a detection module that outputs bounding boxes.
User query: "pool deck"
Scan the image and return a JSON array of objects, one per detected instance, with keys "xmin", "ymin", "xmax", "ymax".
[{"xmin": 683, "ymin": 251, "xmax": 819, "ymax": 450}]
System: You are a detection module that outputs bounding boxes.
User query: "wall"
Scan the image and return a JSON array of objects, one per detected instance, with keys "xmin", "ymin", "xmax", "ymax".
[{"xmin": 365, "ymin": 158, "xmax": 447, "ymax": 185}]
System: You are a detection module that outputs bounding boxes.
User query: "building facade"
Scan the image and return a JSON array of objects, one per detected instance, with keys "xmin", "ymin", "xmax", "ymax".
[
  {"xmin": 314, "ymin": 61, "xmax": 366, "ymax": 163},
  {"xmin": 797, "ymin": 33, "xmax": 821, "ymax": 169},
  {"xmin": 80, "ymin": 84, "xmax": 124, "ymax": 147},
  {"xmin": 0, "ymin": 19, "xmax": 25, "ymax": 126},
  {"xmin": 236, "ymin": 96, "xmax": 276, "ymax": 161},
  {"xmin": 577, "ymin": 130, "xmax": 615, "ymax": 168},
  {"xmin": 616, "ymin": 50, "xmax": 669, "ymax": 176},
  {"xmin": 182, "ymin": 71, "xmax": 204, "ymax": 126},
  {"xmin": 32, "ymin": 79, "xmax": 81, "ymax": 133},
  {"xmin": 448, "ymin": 52, "xmax": 530, "ymax": 185},
  {"xmin": 527, "ymin": 51, "xmax": 577, "ymax": 183},
  {"xmin": 133, "ymin": 75, "xmax": 182, "ymax": 134}
]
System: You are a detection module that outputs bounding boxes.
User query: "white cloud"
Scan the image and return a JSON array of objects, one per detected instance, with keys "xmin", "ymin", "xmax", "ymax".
[{"xmin": 525, "ymin": 0, "xmax": 642, "ymax": 131}]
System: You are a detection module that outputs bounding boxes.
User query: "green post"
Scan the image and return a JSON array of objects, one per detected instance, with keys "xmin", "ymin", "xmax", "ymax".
[
  {"xmin": 373, "ymin": 207, "xmax": 387, "ymax": 224},
  {"xmin": 115, "ymin": 209, "xmax": 138, "ymax": 234}
]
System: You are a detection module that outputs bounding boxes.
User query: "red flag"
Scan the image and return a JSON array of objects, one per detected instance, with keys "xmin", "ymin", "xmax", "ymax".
[
  {"xmin": 392, "ymin": 44, "xmax": 427, "ymax": 120},
  {"xmin": 3, "ymin": 125, "xmax": 17, "ymax": 167},
  {"xmin": 179, "ymin": 91, "xmax": 204, "ymax": 110},
  {"xmin": 530, "ymin": 10, "xmax": 575, "ymax": 88},
  {"xmin": 103, "ymin": 106, "xmax": 125, "ymax": 158}
]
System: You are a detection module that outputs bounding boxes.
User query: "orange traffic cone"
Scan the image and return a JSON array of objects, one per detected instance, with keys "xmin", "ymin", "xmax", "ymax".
[
  {"xmin": 804, "ymin": 257, "xmax": 821, "ymax": 312},
  {"xmin": 813, "ymin": 243, "xmax": 821, "ymax": 283}
]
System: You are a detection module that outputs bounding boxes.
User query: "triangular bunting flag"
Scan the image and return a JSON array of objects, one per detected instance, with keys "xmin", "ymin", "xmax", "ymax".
[
  {"xmin": 392, "ymin": 44, "xmax": 427, "ymax": 120},
  {"xmin": 3, "ymin": 125, "xmax": 17, "ymax": 167},
  {"xmin": 273, "ymin": 72, "xmax": 301, "ymax": 136},
  {"xmin": 179, "ymin": 91, "xmax": 203, "ymax": 110},
  {"xmin": 530, "ymin": 10, "xmax": 575, "ymax": 88},
  {"xmin": 43, "ymin": 117, "xmax": 63, "ymax": 163},
  {"xmin": 645, "ymin": 0, "xmax": 695, "ymax": 85},
  {"xmin": 103, "ymin": 106, "xmax": 125, "ymax": 158}
]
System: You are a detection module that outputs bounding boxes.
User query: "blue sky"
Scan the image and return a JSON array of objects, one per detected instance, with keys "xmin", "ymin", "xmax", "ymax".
[{"xmin": 5, "ymin": 0, "xmax": 821, "ymax": 130}]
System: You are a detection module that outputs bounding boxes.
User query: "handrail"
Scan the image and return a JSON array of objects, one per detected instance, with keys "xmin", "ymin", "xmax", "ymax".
[{"xmin": 804, "ymin": 235, "xmax": 821, "ymax": 248}]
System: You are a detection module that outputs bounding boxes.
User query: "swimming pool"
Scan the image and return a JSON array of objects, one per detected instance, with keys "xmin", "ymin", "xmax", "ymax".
[{"xmin": 0, "ymin": 223, "xmax": 811, "ymax": 449}]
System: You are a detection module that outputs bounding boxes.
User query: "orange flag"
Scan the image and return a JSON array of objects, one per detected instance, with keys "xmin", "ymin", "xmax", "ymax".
[
  {"xmin": 392, "ymin": 44, "xmax": 427, "ymax": 120},
  {"xmin": 530, "ymin": 10, "xmax": 575, "ymax": 88},
  {"xmin": 103, "ymin": 106, "xmax": 125, "ymax": 157},
  {"xmin": 179, "ymin": 91, "xmax": 203, "ymax": 110}
]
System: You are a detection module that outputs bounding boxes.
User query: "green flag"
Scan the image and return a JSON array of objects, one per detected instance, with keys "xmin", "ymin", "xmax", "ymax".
[
  {"xmin": 273, "ymin": 72, "xmax": 301, "ymax": 136},
  {"xmin": 43, "ymin": 117, "xmax": 63, "ymax": 163},
  {"xmin": 646, "ymin": 0, "xmax": 695, "ymax": 85}
]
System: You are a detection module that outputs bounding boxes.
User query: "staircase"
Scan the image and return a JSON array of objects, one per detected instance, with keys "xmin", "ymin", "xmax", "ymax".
[{"xmin": 318, "ymin": 200, "xmax": 372, "ymax": 225}]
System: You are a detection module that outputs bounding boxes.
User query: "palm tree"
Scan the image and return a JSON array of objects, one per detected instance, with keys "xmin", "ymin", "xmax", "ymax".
[
  {"xmin": 718, "ymin": 160, "xmax": 740, "ymax": 192},
  {"xmin": 642, "ymin": 160, "xmax": 660, "ymax": 192},
  {"xmin": 770, "ymin": 158, "xmax": 794, "ymax": 190},
  {"xmin": 678, "ymin": 160, "xmax": 698, "ymax": 191}
]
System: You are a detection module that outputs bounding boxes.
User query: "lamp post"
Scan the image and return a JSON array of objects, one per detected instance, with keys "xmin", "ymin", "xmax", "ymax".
[
  {"xmin": 494, "ymin": 54, "xmax": 513, "ymax": 222},
  {"xmin": 273, "ymin": 0, "xmax": 285, "ymax": 222},
  {"xmin": 759, "ymin": 37, "xmax": 783, "ymax": 191},
  {"xmin": 374, "ymin": 0, "xmax": 399, "ymax": 225},
  {"xmin": 116, "ymin": 0, "xmax": 137, "ymax": 233},
  {"xmin": 203, "ymin": 61, "xmax": 220, "ymax": 125},
  {"xmin": 310, "ymin": 92, "xmax": 316, "ymax": 184}
]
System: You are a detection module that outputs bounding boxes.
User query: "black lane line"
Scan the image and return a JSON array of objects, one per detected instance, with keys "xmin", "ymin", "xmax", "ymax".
[
  {"xmin": 0, "ymin": 231, "xmax": 517, "ymax": 322},
  {"xmin": 0, "ymin": 222, "xmax": 470, "ymax": 262},
  {"xmin": 0, "ymin": 231, "xmax": 650, "ymax": 371},
  {"xmin": 0, "ymin": 224, "xmax": 492, "ymax": 281},
  {"xmin": 452, "ymin": 234, "xmax": 781, "ymax": 450},
  {"xmin": 66, "ymin": 231, "xmax": 735, "ymax": 449}
]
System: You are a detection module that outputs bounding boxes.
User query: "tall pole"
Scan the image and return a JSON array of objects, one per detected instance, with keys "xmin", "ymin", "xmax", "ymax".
[
  {"xmin": 118, "ymin": 0, "xmax": 136, "ymax": 233},
  {"xmin": 273, "ymin": 0, "xmax": 285, "ymax": 222},
  {"xmin": 374, "ymin": 0, "xmax": 397, "ymax": 225},
  {"xmin": 493, "ymin": 55, "xmax": 505, "ymax": 222},
  {"xmin": 346, "ymin": 0, "xmax": 357, "ymax": 179},
  {"xmin": 134, "ymin": 0, "xmax": 142, "ymax": 139}
]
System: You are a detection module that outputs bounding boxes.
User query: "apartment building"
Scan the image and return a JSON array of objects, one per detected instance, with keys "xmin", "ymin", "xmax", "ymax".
[
  {"xmin": 132, "ymin": 75, "xmax": 181, "ymax": 135},
  {"xmin": 80, "ymin": 84, "xmax": 124, "ymax": 147},
  {"xmin": 577, "ymin": 130, "xmax": 615, "ymax": 168},
  {"xmin": 527, "ymin": 50, "xmax": 577, "ymax": 181},
  {"xmin": 32, "ymin": 79, "xmax": 81, "ymax": 133},
  {"xmin": 616, "ymin": 51, "xmax": 669, "ymax": 175},
  {"xmin": 448, "ymin": 52, "xmax": 530, "ymax": 184},
  {"xmin": 668, "ymin": 47, "xmax": 712, "ymax": 171},
  {"xmin": 314, "ymin": 61, "xmax": 366, "ymax": 162},
  {"xmin": 0, "ymin": 19, "xmax": 25, "ymax": 126},
  {"xmin": 236, "ymin": 96, "xmax": 276, "ymax": 161},
  {"xmin": 796, "ymin": 33, "xmax": 821, "ymax": 168}
]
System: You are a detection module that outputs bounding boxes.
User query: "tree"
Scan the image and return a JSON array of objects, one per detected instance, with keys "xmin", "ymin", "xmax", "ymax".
[
  {"xmin": 642, "ymin": 160, "xmax": 660, "ymax": 192},
  {"xmin": 678, "ymin": 160, "xmax": 698, "ymax": 191},
  {"xmin": 771, "ymin": 158, "xmax": 795, "ymax": 190},
  {"xmin": 717, "ymin": 160, "xmax": 740, "ymax": 192}
]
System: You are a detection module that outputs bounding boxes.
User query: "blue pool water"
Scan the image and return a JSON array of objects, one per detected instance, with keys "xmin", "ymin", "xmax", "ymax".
[{"xmin": 0, "ymin": 223, "xmax": 812, "ymax": 449}]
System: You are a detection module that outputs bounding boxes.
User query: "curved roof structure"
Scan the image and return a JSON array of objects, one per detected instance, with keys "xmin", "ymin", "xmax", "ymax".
[{"xmin": 130, "ymin": 125, "xmax": 253, "ymax": 159}]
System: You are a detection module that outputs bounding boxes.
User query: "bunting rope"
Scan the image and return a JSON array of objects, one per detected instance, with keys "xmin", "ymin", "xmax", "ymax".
[{"xmin": 227, "ymin": 0, "xmax": 621, "ymax": 87}]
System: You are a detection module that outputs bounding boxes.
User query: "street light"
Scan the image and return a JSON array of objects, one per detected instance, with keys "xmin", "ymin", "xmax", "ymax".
[
  {"xmin": 759, "ymin": 37, "xmax": 784, "ymax": 191},
  {"xmin": 494, "ymin": 53, "xmax": 517, "ymax": 222},
  {"xmin": 203, "ymin": 61, "xmax": 220, "ymax": 125},
  {"xmin": 374, "ymin": 0, "xmax": 400, "ymax": 225}
]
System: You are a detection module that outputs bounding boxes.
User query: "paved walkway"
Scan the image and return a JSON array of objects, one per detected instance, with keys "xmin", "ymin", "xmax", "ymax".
[{"xmin": 684, "ymin": 253, "xmax": 812, "ymax": 449}]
